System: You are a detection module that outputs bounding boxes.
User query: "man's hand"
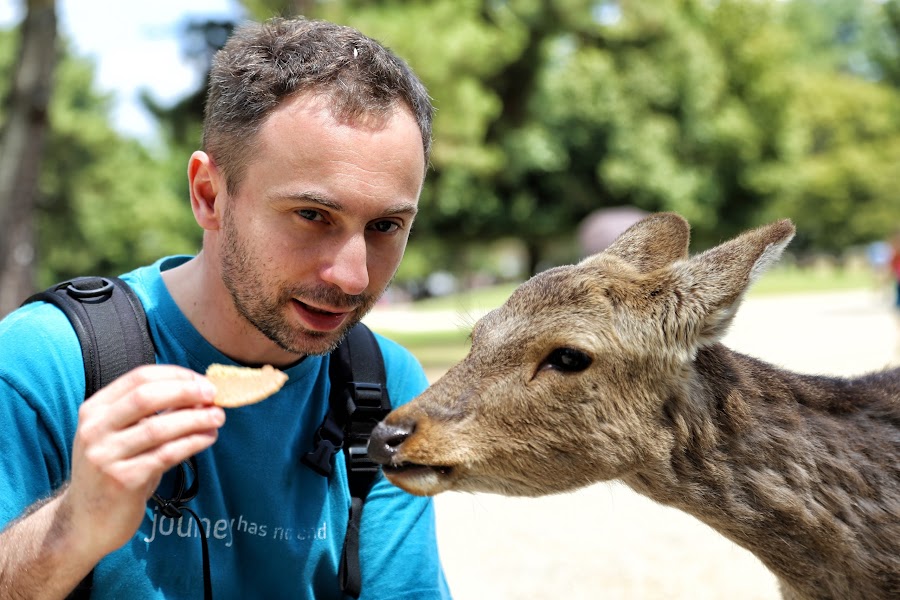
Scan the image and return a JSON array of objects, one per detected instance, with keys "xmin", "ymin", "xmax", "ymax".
[
  {"xmin": 65, "ymin": 364, "xmax": 224, "ymax": 555},
  {"xmin": 0, "ymin": 364, "xmax": 225, "ymax": 599}
]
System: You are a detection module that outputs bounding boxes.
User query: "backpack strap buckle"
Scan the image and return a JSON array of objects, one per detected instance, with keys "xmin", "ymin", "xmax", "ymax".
[
  {"xmin": 302, "ymin": 406, "xmax": 345, "ymax": 476},
  {"xmin": 345, "ymin": 381, "xmax": 390, "ymax": 422},
  {"xmin": 302, "ymin": 435, "xmax": 342, "ymax": 477},
  {"xmin": 346, "ymin": 444, "xmax": 380, "ymax": 476}
]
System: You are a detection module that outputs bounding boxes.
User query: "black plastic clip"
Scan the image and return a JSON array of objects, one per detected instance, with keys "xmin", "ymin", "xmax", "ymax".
[
  {"xmin": 153, "ymin": 496, "xmax": 186, "ymax": 519},
  {"xmin": 346, "ymin": 382, "xmax": 389, "ymax": 422},
  {"xmin": 347, "ymin": 444, "xmax": 380, "ymax": 475},
  {"xmin": 303, "ymin": 438, "xmax": 340, "ymax": 477},
  {"xmin": 302, "ymin": 413, "xmax": 345, "ymax": 477}
]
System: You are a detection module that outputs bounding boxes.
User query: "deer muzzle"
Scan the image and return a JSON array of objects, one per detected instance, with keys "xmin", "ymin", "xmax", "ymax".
[
  {"xmin": 368, "ymin": 416, "xmax": 456, "ymax": 496},
  {"xmin": 368, "ymin": 420, "xmax": 414, "ymax": 464}
]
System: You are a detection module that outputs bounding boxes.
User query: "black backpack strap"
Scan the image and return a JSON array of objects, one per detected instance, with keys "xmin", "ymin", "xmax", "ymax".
[
  {"xmin": 24, "ymin": 276, "xmax": 155, "ymax": 600},
  {"xmin": 302, "ymin": 323, "xmax": 392, "ymax": 598},
  {"xmin": 23, "ymin": 277, "xmax": 211, "ymax": 600},
  {"xmin": 24, "ymin": 276, "xmax": 155, "ymax": 397}
]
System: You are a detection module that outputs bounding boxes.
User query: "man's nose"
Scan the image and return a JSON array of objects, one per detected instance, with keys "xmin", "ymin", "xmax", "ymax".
[{"xmin": 320, "ymin": 233, "xmax": 369, "ymax": 296}]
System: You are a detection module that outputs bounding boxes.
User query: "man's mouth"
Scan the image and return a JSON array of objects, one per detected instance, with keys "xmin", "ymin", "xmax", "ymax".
[{"xmin": 291, "ymin": 299, "xmax": 354, "ymax": 332}]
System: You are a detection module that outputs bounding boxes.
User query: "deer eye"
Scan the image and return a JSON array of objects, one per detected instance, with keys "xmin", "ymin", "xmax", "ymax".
[{"xmin": 542, "ymin": 347, "xmax": 592, "ymax": 373}]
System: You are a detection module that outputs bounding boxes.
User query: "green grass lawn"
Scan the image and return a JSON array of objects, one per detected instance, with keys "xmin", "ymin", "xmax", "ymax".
[
  {"xmin": 405, "ymin": 283, "xmax": 520, "ymax": 313},
  {"xmin": 383, "ymin": 328, "xmax": 472, "ymax": 369},
  {"xmin": 746, "ymin": 264, "xmax": 877, "ymax": 295},
  {"xmin": 382, "ymin": 265, "xmax": 883, "ymax": 371}
]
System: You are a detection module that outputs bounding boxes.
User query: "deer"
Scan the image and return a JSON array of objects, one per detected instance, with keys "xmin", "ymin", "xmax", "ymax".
[{"xmin": 368, "ymin": 213, "xmax": 900, "ymax": 600}]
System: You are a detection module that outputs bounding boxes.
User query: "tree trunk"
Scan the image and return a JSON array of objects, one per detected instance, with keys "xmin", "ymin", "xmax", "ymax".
[
  {"xmin": 0, "ymin": 0, "xmax": 57, "ymax": 318},
  {"xmin": 525, "ymin": 238, "xmax": 542, "ymax": 277}
]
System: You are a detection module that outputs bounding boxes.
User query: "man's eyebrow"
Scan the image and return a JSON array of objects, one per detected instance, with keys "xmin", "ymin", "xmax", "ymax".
[
  {"xmin": 382, "ymin": 201, "xmax": 419, "ymax": 218},
  {"xmin": 281, "ymin": 191, "xmax": 340, "ymax": 210},
  {"xmin": 282, "ymin": 192, "xmax": 418, "ymax": 218}
]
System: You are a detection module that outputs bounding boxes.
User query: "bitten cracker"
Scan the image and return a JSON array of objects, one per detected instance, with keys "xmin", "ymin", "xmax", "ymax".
[{"xmin": 205, "ymin": 364, "xmax": 288, "ymax": 408}]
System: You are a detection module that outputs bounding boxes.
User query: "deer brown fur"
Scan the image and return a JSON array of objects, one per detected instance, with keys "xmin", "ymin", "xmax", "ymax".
[{"xmin": 368, "ymin": 213, "xmax": 900, "ymax": 600}]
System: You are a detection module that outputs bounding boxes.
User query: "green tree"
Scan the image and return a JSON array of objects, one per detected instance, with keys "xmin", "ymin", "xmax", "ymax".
[
  {"xmin": 0, "ymin": 23, "xmax": 201, "ymax": 305},
  {"xmin": 34, "ymin": 51, "xmax": 200, "ymax": 285},
  {"xmin": 122, "ymin": 0, "xmax": 900, "ymax": 285},
  {"xmin": 754, "ymin": 0, "xmax": 900, "ymax": 251},
  {"xmin": 320, "ymin": 0, "xmax": 811, "ymax": 266},
  {"xmin": 753, "ymin": 71, "xmax": 900, "ymax": 253},
  {"xmin": 869, "ymin": 0, "xmax": 900, "ymax": 86}
]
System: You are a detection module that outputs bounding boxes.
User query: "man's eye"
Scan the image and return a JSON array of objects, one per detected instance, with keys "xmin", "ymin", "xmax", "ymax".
[
  {"xmin": 297, "ymin": 209, "xmax": 325, "ymax": 222},
  {"xmin": 369, "ymin": 220, "xmax": 400, "ymax": 234}
]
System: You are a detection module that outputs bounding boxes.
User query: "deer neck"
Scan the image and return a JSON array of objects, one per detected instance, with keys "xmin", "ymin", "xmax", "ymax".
[{"xmin": 620, "ymin": 344, "xmax": 900, "ymax": 597}]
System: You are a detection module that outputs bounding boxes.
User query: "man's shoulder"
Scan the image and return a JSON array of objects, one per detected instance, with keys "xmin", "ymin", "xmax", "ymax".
[
  {"xmin": 0, "ymin": 299, "xmax": 85, "ymax": 409},
  {"xmin": 0, "ymin": 299, "xmax": 80, "ymax": 352},
  {"xmin": 0, "ymin": 258, "xmax": 183, "ymax": 402},
  {"xmin": 0, "ymin": 259, "xmax": 175, "ymax": 371}
]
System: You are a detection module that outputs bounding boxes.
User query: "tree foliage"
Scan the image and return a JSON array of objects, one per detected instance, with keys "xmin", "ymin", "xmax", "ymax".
[
  {"xmin": 0, "ymin": 26, "xmax": 199, "ymax": 295},
  {"xmin": 36, "ymin": 51, "xmax": 200, "ymax": 284},
  {"xmin": 308, "ymin": 0, "xmax": 900, "ymax": 271},
  {"xmin": 5, "ymin": 0, "xmax": 900, "ymax": 299}
]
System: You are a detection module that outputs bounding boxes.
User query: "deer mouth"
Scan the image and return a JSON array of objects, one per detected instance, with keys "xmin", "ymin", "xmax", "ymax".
[
  {"xmin": 382, "ymin": 462, "xmax": 453, "ymax": 477},
  {"xmin": 380, "ymin": 461, "xmax": 455, "ymax": 496}
]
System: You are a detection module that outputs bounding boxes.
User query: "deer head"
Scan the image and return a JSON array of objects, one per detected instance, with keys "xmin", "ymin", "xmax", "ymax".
[{"xmin": 369, "ymin": 213, "xmax": 795, "ymax": 497}]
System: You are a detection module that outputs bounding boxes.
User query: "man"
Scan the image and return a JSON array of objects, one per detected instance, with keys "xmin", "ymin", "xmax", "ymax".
[{"xmin": 0, "ymin": 16, "xmax": 451, "ymax": 599}]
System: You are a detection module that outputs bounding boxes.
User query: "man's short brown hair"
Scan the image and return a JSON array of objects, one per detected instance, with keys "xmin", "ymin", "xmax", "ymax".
[{"xmin": 203, "ymin": 17, "xmax": 434, "ymax": 194}]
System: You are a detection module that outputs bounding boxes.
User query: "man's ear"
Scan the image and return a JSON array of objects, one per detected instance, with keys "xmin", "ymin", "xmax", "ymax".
[{"xmin": 188, "ymin": 151, "xmax": 224, "ymax": 231}]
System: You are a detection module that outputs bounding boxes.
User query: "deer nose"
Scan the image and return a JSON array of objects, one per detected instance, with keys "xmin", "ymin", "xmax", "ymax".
[{"xmin": 368, "ymin": 420, "xmax": 415, "ymax": 465}]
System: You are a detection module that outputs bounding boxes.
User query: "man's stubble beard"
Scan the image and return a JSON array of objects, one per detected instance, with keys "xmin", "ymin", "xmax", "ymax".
[{"xmin": 219, "ymin": 206, "xmax": 382, "ymax": 356}]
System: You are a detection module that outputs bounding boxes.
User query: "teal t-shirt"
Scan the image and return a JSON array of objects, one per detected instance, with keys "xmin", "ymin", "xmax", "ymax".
[{"xmin": 0, "ymin": 256, "xmax": 451, "ymax": 599}]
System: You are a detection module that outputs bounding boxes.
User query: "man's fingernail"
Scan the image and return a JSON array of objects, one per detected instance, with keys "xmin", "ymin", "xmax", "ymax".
[
  {"xmin": 209, "ymin": 406, "xmax": 226, "ymax": 425},
  {"xmin": 198, "ymin": 379, "xmax": 218, "ymax": 400}
]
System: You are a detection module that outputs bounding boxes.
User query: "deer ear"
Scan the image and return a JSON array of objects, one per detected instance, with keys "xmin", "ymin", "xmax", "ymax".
[
  {"xmin": 676, "ymin": 219, "xmax": 795, "ymax": 346},
  {"xmin": 594, "ymin": 212, "xmax": 691, "ymax": 274}
]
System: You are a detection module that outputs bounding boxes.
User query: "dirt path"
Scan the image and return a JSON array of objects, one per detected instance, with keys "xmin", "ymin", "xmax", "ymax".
[{"xmin": 382, "ymin": 289, "xmax": 899, "ymax": 599}]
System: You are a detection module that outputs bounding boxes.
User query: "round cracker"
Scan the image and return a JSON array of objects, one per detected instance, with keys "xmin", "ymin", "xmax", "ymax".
[{"xmin": 205, "ymin": 364, "xmax": 288, "ymax": 408}]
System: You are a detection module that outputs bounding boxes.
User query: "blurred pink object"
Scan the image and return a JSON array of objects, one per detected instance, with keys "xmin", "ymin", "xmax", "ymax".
[{"xmin": 577, "ymin": 206, "xmax": 649, "ymax": 257}]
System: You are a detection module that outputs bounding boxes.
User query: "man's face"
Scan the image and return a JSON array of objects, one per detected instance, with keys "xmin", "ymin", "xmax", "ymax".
[{"xmin": 217, "ymin": 93, "xmax": 425, "ymax": 356}]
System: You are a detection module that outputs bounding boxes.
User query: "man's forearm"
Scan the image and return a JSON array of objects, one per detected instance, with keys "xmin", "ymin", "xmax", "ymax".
[{"xmin": 0, "ymin": 490, "xmax": 100, "ymax": 600}]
